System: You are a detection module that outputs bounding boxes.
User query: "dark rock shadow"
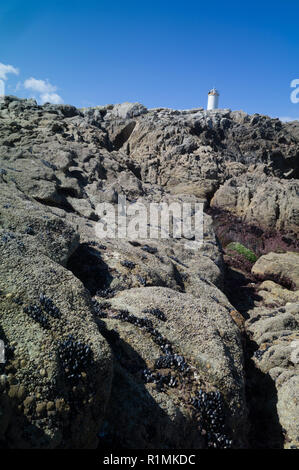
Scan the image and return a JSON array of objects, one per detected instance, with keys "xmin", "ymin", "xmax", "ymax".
[
  {"xmin": 0, "ymin": 395, "xmax": 55, "ymax": 449},
  {"xmin": 244, "ymin": 337, "xmax": 285, "ymax": 448},
  {"xmin": 67, "ymin": 244, "xmax": 113, "ymax": 296},
  {"xmin": 223, "ymin": 266, "xmax": 262, "ymax": 320},
  {"xmin": 112, "ymin": 121, "xmax": 136, "ymax": 151},
  {"xmin": 222, "ymin": 270, "xmax": 285, "ymax": 448}
]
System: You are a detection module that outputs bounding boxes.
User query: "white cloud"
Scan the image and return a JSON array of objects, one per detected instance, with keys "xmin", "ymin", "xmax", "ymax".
[
  {"xmin": 40, "ymin": 92, "xmax": 63, "ymax": 104},
  {"xmin": 0, "ymin": 62, "xmax": 19, "ymax": 80},
  {"xmin": 24, "ymin": 77, "xmax": 56, "ymax": 94},
  {"xmin": 23, "ymin": 77, "xmax": 63, "ymax": 104},
  {"xmin": 279, "ymin": 116, "xmax": 299, "ymax": 122}
]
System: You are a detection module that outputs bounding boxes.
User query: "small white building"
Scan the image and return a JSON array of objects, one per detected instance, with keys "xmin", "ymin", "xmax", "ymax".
[{"xmin": 207, "ymin": 88, "xmax": 219, "ymax": 110}]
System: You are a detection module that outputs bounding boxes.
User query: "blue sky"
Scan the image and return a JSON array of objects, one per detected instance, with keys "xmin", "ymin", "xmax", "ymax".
[{"xmin": 0, "ymin": 0, "xmax": 299, "ymax": 120}]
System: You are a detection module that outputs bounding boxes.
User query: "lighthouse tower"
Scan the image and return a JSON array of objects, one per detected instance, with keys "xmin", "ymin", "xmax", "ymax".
[{"xmin": 207, "ymin": 88, "xmax": 219, "ymax": 110}]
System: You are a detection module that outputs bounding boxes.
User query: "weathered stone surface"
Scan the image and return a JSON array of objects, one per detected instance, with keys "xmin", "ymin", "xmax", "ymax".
[
  {"xmin": 211, "ymin": 175, "xmax": 299, "ymax": 233},
  {"xmin": 245, "ymin": 302, "xmax": 299, "ymax": 448},
  {"xmin": 276, "ymin": 374, "xmax": 299, "ymax": 448},
  {"xmin": 0, "ymin": 182, "xmax": 113, "ymax": 448},
  {"xmin": 105, "ymin": 286, "xmax": 247, "ymax": 448},
  {"xmin": 252, "ymin": 252, "xmax": 299, "ymax": 289},
  {"xmin": 107, "ymin": 102, "xmax": 148, "ymax": 120},
  {"xmin": 0, "ymin": 96, "xmax": 299, "ymax": 449},
  {"xmin": 257, "ymin": 281, "xmax": 299, "ymax": 307}
]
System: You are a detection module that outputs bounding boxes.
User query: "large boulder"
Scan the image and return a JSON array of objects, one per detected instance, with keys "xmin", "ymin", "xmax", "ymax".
[
  {"xmin": 96, "ymin": 286, "xmax": 248, "ymax": 448},
  {"xmin": 107, "ymin": 102, "xmax": 148, "ymax": 120},
  {"xmin": 252, "ymin": 252, "xmax": 299, "ymax": 289},
  {"xmin": 256, "ymin": 280, "xmax": 299, "ymax": 307},
  {"xmin": 0, "ymin": 180, "xmax": 113, "ymax": 448}
]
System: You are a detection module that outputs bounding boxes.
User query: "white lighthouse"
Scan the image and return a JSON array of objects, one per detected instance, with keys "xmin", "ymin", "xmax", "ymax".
[{"xmin": 207, "ymin": 88, "xmax": 219, "ymax": 110}]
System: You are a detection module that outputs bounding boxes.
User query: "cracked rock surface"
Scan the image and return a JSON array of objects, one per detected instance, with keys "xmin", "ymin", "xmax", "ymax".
[{"xmin": 0, "ymin": 96, "xmax": 298, "ymax": 448}]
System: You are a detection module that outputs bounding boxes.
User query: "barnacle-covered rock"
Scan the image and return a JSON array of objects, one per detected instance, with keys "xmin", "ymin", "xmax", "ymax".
[
  {"xmin": 1, "ymin": 96, "xmax": 298, "ymax": 449},
  {"xmin": 245, "ymin": 302, "xmax": 299, "ymax": 448},
  {"xmin": 0, "ymin": 183, "xmax": 113, "ymax": 448},
  {"xmin": 0, "ymin": 258, "xmax": 113, "ymax": 448},
  {"xmin": 98, "ymin": 286, "xmax": 247, "ymax": 448}
]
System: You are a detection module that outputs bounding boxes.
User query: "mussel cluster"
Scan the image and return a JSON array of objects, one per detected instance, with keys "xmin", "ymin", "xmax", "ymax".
[
  {"xmin": 115, "ymin": 310, "xmax": 182, "ymax": 389},
  {"xmin": 191, "ymin": 389, "xmax": 232, "ymax": 448},
  {"xmin": 142, "ymin": 368, "xmax": 178, "ymax": 391},
  {"xmin": 155, "ymin": 354, "xmax": 189, "ymax": 373},
  {"xmin": 116, "ymin": 310, "xmax": 172, "ymax": 355},
  {"xmin": 23, "ymin": 304, "xmax": 49, "ymax": 329},
  {"xmin": 116, "ymin": 310, "xmax": 153, "ymax": 329},
  {"xmin": 149, "ymin": 329, "xmax": 173, "ymax": 355},
  {"xmin": 96, "ymin": 288, "xmax": 116, "ymax": 299},
  {"xmin": 128, "ymin": 240, "xmax": 141, "ymax": 247},
  {"xmin": 39, "ymin": 293, "xmax": 61, "ymax": 318},
  {"xmin": 112, "ymin": 307, "xmax": 233, "ymax": 448},
  {"xmin": 24, "ymin": 293, "xmax": 61, "ymax": 328},
  {"xmin": 57, "ymin": 334, "xmax": 93, "ymax": 382},
  {"xmin": 120, "ymin": 260, "xmax": 136, "ymax": 269},
  {"xmin": 91, "ymin": 298, "xmax": 107, "ymax": 318},
  {"xmin": 254, "ymin": 344, "xmax": 270, "ymax": 360},
  {"xmin": 141, "ymin": 245, "xmax": 158, "ymax": 254},
  {"xmin": 143, "ymin": 308, "xmax": 166, "ymax": 322},
  {"xmin": 136, "ymin": 275, "xmax": 147, "ymax": 286},
  {"xmin": 24, "ymin": 226, "xmax": 35, "ymax": 235}
]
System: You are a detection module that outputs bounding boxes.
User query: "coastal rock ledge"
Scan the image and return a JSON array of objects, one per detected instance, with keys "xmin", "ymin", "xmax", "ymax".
[{"xmin": 0, "ymin": 97, "xmax": 298, "ymax": 448}]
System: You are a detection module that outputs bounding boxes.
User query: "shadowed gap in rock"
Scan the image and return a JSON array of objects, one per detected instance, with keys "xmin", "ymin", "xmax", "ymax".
[{"xmin": 66, "ymin": 244, "xmax": 113, "ymax": 296}]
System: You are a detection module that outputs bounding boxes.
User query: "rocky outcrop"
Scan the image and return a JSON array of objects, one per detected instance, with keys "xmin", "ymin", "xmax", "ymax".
[
  {"xmin": 252, "ymin": 252, "xmax": 299, "ymax": 289},
  {"xmin": 107, "ymin": 286, "xmax": 246, "ymax": 445},
  {"xmin": 0, "ymin": 96, "xmax": 248, "ymax": 448},
  {"xmin": 0, "ymin": 96, "xmax": 298, "ymax": 449},
  {"xmin": 0, "ymin": 182, "xmax": 113, "ymax": 448},
  {"xmin": 97, "ymin": 286, "xmax": 247, "ymax": 448},
  {"xmin": 256, "ymin": 281, "xmax": 299, "ymax": 307},
  {"xmin": 210, "ymin": 175, "xmax": 299, "ymax": 234}
]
